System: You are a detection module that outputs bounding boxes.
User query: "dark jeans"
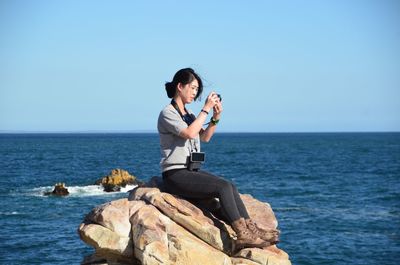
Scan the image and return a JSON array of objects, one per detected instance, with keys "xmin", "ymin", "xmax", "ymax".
[{"xmin": 162, "ymin": 168, "xmax": 250, "ymax": 223}]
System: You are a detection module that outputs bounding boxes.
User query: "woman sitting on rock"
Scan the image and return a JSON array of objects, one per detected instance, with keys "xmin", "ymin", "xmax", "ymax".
[{"xmin": 157, "ymin": 68, "xmax": 279, "ymax": 250}]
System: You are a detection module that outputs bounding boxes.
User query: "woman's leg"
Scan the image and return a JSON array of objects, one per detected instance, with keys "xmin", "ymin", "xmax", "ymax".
[
  {"xmin": 216, "ymin": 182, "xmax": 250, "ymax": 221},
  {"xmin": 230, "ymin": 183, "xmax": 250, "ymax": 219},
  {"xmin": 163, "ymin": 169, "xmax": 241, "ymax": 223},
  {"xmin": 163, "ymin": 169, "xmax": 269, "ymax": 250}
]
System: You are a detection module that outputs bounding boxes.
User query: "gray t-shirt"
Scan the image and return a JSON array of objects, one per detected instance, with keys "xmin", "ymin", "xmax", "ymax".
[{"xmin": 158, "ymin": 104, "xmax": 201, "ymax": 172}]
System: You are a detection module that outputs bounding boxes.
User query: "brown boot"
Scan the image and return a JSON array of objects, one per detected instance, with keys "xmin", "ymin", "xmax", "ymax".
[
  {"xmin": 231, "ymin": 218, "xmax": 269, "ymax": 250},
  {"xmin": 245, "ymin": 218, "xmax": 280, "ymax": 245}
]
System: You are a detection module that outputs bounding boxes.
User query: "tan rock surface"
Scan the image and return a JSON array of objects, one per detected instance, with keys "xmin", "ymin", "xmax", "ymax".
[
  {"xmin": 130, "ymin": 203, "xmax": 232, "ymax": 265},
  {"xmin": 241, "ymin": 194, "xmax": 278, "ymax": 230},
  {"xmin": 78, "ymin": 223, "xmax": 133, "ymax": 260},
  {"xmin": 235, "ymin": 247, "xmax": 291, "ymax": 265},
  {"xmin": 79, "ymin": 186, "xmax": 291, "ymax": 265},
  {"xmin": 129, "ymin": 187, "xmax": 232, "ymax": 253},
  {"xmin": 84, "ymin": 199, "xmax": 133, "ymax": 237}
]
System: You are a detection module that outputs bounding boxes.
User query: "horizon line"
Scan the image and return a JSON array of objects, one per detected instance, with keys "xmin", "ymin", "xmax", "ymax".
[{"xmin": 1, "ymin": 130, "xmax": 399, "ymax": 134}]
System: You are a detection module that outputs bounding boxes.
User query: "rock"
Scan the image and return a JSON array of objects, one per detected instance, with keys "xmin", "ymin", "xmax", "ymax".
[
  {"xmin": 234, "ymin": 247, "xmax": 291, "ymax": 265},
  {"xmin": 81, "ymin": 253, "xmax": 139, "ymax": 265},
  {"xmin": 95, "ymin": 169, "xmax": 143, "ymax": 192},
  {"xmin": 131, "ymin": 202, "xmax": 233, "ymax": 265},
  {"xmin": 44, "ymin": 182, "xmax": 69, "ymax": 196},
  {"xmin": 78, "ymin": 185, "xmax": 291, "ymax": 265},
  {"xmin": 78, "ymin": 223, "xmax": 133, "ymax": 259},
  {"xmin": 240, "ymin": 194, "xmax": 278, "ymax": 231},
  {"xmin": 103, "ymin": 183, "xmax": 122, "ymax": 192},
  {"xmin": 83, "ymin": 198, "xmax": 136, "ymax": 237},
  {"xmin": 129, "ymin": 187, "xmax": 233, "ymax": 253}
]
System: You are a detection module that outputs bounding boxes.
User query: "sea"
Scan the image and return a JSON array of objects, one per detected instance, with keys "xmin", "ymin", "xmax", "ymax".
[{"xmin": 0, "ymin": 133, "xmax": 399, "ymax": 265}]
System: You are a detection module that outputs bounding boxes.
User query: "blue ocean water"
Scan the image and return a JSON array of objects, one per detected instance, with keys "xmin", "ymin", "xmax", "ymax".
[{"xmin": 0, "ymin": 133, "xmax": 399, "ymax": 265}]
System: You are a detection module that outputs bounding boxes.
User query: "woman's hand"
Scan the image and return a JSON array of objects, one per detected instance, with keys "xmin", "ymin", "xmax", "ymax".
[
  {"xmin": 203, "ymin": 92, "xmax": 220, "ymax": 112},
  {"xmin": 199, "ymin": 92, "xmax": 223, "ymax": 142},
  {"xmin": 213, "ymin": 101, "xmax": 223, "ymax": 120}
]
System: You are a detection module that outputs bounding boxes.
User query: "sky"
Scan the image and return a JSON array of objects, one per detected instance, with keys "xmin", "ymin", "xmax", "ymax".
[{"xmin": 0, "ymin": 0, "xmax": 399, "ymax": 132}]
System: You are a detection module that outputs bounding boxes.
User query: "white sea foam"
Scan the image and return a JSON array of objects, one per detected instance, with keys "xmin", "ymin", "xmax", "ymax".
[
  {"xmin": 0, "ymin": 211, "xmax": 19, "ymax": 215},
  {"xmin": 31, "ymin": 184, "xmax": 137, "ymax": 197}
]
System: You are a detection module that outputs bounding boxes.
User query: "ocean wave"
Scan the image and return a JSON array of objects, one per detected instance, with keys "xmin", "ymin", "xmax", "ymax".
[
  {"xmin": 0, "ymin": 211, "xmax": 20, "ymax": 216},
  {"xmin": 274, "ymin": 207, "xmax": 310, "ymax": 212},
  {"xmin": 30, "ymin": 184, "xmax": 137, "ymax": 197}
]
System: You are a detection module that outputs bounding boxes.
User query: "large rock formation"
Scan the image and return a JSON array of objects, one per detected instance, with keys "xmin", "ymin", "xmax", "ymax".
[{"xmin": 78, "ymin": 180, "xmax": 291, "ymax": 265}]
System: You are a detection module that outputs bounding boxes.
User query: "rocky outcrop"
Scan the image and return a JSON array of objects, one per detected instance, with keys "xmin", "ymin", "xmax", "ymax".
[
  {"xmin": 78, "ymin": 180, "xmax": 291, "ymax": 265},
  {"xmin": 95, "ymin": 169, "xmax": 142, "ymax": 192},
  {"xmin": 44, "ymin": 183, "xmax": 69, "ymax": 196}
]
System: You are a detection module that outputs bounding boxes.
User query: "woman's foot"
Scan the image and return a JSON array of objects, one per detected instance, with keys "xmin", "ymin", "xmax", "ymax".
[
  {"xmin": 231, "ymin": 218, "xmax": 270, "ymax": 251},
  {"xmin": 245, "ymin": 218, "xmax": 280, "ymax": 245}
]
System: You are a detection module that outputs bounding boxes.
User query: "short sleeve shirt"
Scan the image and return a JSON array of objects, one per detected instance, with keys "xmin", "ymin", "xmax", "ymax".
[{"xmin": 157, "ymin": 104, "xmax": 201, "ymax": 172}]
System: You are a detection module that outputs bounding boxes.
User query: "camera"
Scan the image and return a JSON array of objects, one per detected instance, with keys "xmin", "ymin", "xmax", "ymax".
[
  {"xmin": 188, "ymin": 152, "xmax": 205, "ymax": 171},
  {"xmin": 217, "ymin": 94, "xmax": 222, "ymax": 102},
  {"xmin": 190, "ymin": 152, "xmax": 205, "ymax": 162}
]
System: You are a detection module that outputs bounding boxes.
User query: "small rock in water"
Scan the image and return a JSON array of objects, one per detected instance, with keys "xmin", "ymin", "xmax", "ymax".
[
  {"xmin": 102, "ymin": 183, "xmax": 121, "ymax": 192},
  {"xmin": 95, "ymin": 168, "xmax": 141, "ymax": 192},
  {"xmin": 47, "ymin": 182, "xmax": 69, "ymax": 196}
]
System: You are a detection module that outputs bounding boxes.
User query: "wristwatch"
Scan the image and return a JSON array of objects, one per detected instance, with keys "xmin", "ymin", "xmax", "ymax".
[{"xmin": 210, "ymin": 117, "xmax": 220, "ymax": 125}]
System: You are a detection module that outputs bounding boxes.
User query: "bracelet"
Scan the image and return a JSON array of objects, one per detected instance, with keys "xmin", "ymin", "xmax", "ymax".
[
  {"xmin": 210, "ymin": 117, "xmax": 220, "ymax": 125},
  {"xmin": 201, "ymin": 109, "xmax": 209, "ymax": 115}
]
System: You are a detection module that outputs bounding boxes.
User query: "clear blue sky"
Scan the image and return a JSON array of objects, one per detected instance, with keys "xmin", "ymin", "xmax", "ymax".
[{"xmin": 0, "ymin": 0, "xmax": 399, "ymax": 132}]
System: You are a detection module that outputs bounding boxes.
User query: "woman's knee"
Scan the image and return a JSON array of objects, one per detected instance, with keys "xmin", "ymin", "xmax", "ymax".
[
  {"xmin": 230, "ymin": 182, "xmax": 239, "ymax": 193},
  {"xmin": 218, "ymin": 179, "xmax": 234, "ymax": 194}
]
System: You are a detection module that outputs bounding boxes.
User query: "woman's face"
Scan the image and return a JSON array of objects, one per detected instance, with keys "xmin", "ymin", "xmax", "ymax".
[{"xmin": 178, "ymin": 79, "xmax": 199, "ymax": 104}]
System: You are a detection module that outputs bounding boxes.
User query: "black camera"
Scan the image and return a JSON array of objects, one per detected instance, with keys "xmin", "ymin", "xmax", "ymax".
[
  {"xmin": 188, "ymin": 152, "xmax": 205, "ymax": 171},
  {"xmin": 217, "ymin": 94, "xmax": 222, "ymax": 102},
  {"xmin": 190, "ymin": 152, "xmax": 205, "ymax": 162}
]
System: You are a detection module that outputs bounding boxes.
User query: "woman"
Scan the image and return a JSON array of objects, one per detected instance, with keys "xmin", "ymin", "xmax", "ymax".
[{"xmin": 157, "ymin": 68, "xmax": 279, "ymax": 250}]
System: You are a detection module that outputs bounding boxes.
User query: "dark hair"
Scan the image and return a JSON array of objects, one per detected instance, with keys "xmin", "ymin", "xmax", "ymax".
[{"xmin": 165, "ymin": 68, "xmax": 203, "ymax": 100}]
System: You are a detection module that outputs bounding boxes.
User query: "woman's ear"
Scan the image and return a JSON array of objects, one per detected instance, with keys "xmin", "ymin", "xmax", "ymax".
[{"xmin": 177, "ymin": 82, "xmax": 184, "ymax": 93}]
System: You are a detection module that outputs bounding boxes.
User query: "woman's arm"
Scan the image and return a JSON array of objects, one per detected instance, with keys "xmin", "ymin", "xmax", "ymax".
[
  {"xmin": 200, "ymin": 102, "xmax": 223, "ymax": 142},
  {"xmin": 179, "ymin": 111, "xmax": 209, "ymax": 139},
  {"xmin": 179, "ymin": 92, "xmax": 219, "ymax": 140}
]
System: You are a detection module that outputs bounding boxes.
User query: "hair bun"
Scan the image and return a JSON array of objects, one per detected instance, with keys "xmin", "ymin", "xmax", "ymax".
[{"xmin": 165, "ymin": 81, "xmax": 176, "ymax": 98}]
